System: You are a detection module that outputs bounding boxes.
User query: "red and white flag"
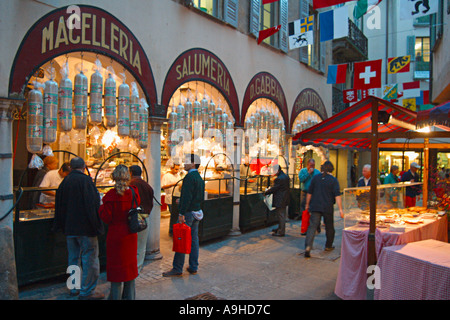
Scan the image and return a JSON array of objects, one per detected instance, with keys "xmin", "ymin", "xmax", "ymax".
[
  {"xmin": 257, "ymin": 25, "xmax": 281, "ymax": 44},
  {"xmin": 262, "ymin": 0, "xmax": 279, "ymax": 4},
  {"xmin": 343, "ymin": 89, "xmax": 358, "ymax": 103},
  {"xmin": 313, "ymin": 0, "xmax": 354, "ymax": 9},
  {"xmin": 401, "ymin": 81, "xmax": 420, "ymax": 98},
  {"xmin": 353, "ymin": 59, "xmax": 382, "ymax": 90}
]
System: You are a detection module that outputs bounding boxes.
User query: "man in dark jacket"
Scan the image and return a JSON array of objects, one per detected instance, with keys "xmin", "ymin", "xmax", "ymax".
[
  {"xmin": 401, "ymin": 162, "xmax": 421, "ymax": 207},
  {"xmin": 129, "ymin": 165, "xmax": 154, "ymax": 271},
  {"xmin": 163, "ymin": 153, "xmax": 205, "ymax": 277},
  {"xmin": 54, "ymin": 157, "xmax": 104, "ymax": 300},
  {"xmin": 264, "ymin": 165, "xmax": 290, "ymax": 237}
]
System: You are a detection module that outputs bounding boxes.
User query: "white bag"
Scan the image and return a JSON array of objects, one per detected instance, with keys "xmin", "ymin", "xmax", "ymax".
[{"xmin": 264, "ymin": 194, "xmax": 273, "ymax": 211}]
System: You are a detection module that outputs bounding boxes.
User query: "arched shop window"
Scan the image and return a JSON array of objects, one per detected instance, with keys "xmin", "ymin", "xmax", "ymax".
[
  {"xmin": 24, "ymin": 51, "xmax": 148, "ymax": 181},
  {"xmin": 164, "ymin": 81, "xmax": 235, "ymax": 171}
]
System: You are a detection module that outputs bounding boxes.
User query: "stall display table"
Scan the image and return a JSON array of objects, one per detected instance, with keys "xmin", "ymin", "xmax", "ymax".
[
  {"xmin": 335, "ymin": 215, "xmax": 448, "ymax": 300},
  {"xmin": 374, "ymin": 239, "xmax": 450, "ymax": 300}
]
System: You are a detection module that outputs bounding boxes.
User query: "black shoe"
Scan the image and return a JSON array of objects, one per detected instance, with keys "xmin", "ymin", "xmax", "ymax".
[
  {"xmin": 162, "ymin": 269, "xmax": 182, "ymax": 277},
  {"xmin": 304, "ymin": 246, "xmax": 311, "ymax": 258},
  {"xmin": 272, "ymin": 228, "xmax": 279, "ymax": 233},
  {"xmin": 324, "ymin": 246, "xmax": 335, "ymax": 252},
  {"xmin": 186, "ymin": 267, "xmax": 197, "ymax": 275},
  {"xmin": 272, "ymin": 232, "xmax": 285, "ymax": 237},
  {"xmin": 300, "ymin": 232, "xmax": 307, "ymax": 236}
]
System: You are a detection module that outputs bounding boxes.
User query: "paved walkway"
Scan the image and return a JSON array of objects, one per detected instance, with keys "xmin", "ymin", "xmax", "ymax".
[{"xmin": 19, "ymin": 211, "xmax": 344, "ymax": 300}]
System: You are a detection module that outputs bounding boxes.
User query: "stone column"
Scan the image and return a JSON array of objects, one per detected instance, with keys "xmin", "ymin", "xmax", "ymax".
[
  {"xmin": 229, "ymin": 130, "xmax": 242, "ymax": 236},
  {"xmin": 0, "ymin": 97, "xmax": 23, "ymax": 300},
  {"xmin": 144, "ymin": 117, "xmax": 165, "ymax": 261}
]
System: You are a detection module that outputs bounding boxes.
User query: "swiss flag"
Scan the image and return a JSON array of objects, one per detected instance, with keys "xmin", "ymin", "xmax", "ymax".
[{"xmin": 353, "ymin": 59, "xmax": 382, "ymax": 90}]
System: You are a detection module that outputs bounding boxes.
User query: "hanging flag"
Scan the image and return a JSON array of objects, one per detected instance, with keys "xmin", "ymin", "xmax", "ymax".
[
  {"xmin": 403, "ymin": 98, "xmax": 417, "ymax": 111},
  {"xmin": 327, "ymin": 64, "xmax": 347, "ymax": 84},
  {"xmin": 400, "ymin": 0, "xmax": 438, "ymax": 20},
  {"xmin": 382, "ymin": 84, "xmax": 399, "ymax": 100},
  {"xmin": 353, "ymin": 0, "xmax": 382, "ymax": 19},
  {"xmin": 257, "ymin": 25, "xmax": 282, "ymax": 45},
  {"xmin": 313, "ymin": 0, "xmax": 354, "ymax": 9},
  {"xmin": 401, "ymin": 81, "xmax": 420, "ymax": 98},
  {"xmin": 319, "ymin": 7, "xmax": 349, "ymax": 42},
  {"xmin": 288, "ymin": 15, "xmax": 314, "ymax": 50},
  {"xmin": 353, "ymin": 59, "xmax": 382, "ymax": 90},
  {"xmin": 387, "ymin": 55, "xmax": 411, "ymax": 74},
  {"xmin": 343, "ymin": 89, "xmax": 358, "ymax": 103},
  {"xmin": 262, "ymin": 0, "xmax": 280, "ymax": 4}
]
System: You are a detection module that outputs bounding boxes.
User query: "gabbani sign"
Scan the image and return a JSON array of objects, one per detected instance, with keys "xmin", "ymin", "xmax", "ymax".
[
  {"xmin": 241, "ymin": 72, "xmax": 289, "ymax": 132},
  {"xmin": 162, "ymin": 48, "xmax": 240, "ymax": 122},
  {"xmin": 9, "ymin": 5, "xmax": 157, "ymax": 108}
]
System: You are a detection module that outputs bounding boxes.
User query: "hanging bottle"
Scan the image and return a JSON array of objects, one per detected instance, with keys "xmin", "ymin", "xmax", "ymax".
[
  {"xmin": 104, "ymin": 69, "xmax": 117, "ymax": 128},
  {"xmin": 43, "ymin": 76, "xmax": 58, "ymax": 144},
  {"xmin": 138, "ymin": 98, "xmax": 149, "ymax": 149},
  {"xmin": 27, "ymin": 82, "xmax": 44, "ymax": 154},
  {"xmin": 89, "ymin": 59, "xmax": 103, "ymax": 125},
  {"xmin": 73, "ymin": 70, "xmax": 88, "ymax": 130},
  {"xmin": 130, "ymin": 82, "xmax": 140, "ymax": 138},
  {"xmin": 200, "ymin": 95, "xmax": 209, "ymax": 135},
  {"xmin": 117, "ymin": 74, "xmax": 130, "ymax": 137},
  {"xmin": 168, "ymin": 109, "xmax": 178, "ymax": 157},
  {"xmin": 58, "ymin": 62, "xmax": 72, "ymax": 132}
]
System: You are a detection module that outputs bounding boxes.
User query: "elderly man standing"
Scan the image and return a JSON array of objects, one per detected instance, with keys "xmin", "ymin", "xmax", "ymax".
[{"xmin": 54, "ymin": 157, "xmax": 105, "ymax": 300}]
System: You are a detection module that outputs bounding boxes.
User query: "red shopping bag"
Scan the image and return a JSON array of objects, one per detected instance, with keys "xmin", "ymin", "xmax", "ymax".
[
  {"xmin": 172, "ymin": 223, "xmax": 191, "ymax": 254},
  {"xmin": 301, "ymin": 210, "xmax": 310, "ymax": 234}
]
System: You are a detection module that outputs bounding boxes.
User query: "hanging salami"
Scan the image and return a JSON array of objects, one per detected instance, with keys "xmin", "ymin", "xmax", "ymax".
[
  {"xmin": 117, "ymin": 74, "xmax": 130, "ymax": 137},
  {"xmin": 58, "ymin": 62, "xmax": 72, "ymax": 132},
  {"xmin": 27, "ymin": 82, "xmax": 44, "ymax": 154},
  {"xmin": 104, "ymin": 67, "xmax": 117, "ymax": 128},
  {"xmin": 73, "ymin": 70, "xmax": 88, "ymax": 130},
  {"xmin": 89, "ymin": 59, "xmax": 103, "ymax": 125}
]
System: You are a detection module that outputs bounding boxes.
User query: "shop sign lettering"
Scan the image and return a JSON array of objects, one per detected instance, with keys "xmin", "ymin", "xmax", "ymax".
[
  {"xmin": 175, "ymin": 53, "xmax": 230, "ymax": 97},
  {"xmin": 41, "ymin": 13, "xmax": 142, "ymax": 75}
]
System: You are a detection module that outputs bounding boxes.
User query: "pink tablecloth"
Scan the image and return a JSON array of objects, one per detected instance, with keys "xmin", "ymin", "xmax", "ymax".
[
  {"xmin": 334, "ymin": 215, "xmax": 448, "ymax": 300},
  {"xmin": 374, "ymin": 239, "xmax": 450, "ymax": 300}
]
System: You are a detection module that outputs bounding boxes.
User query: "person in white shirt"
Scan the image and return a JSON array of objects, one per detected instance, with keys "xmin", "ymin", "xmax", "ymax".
[
  {"xmin": 39, "ymin": 162, "xmax": 71, "ymax": 204},
  {"xmin": 161, "ymin": 161, "xmax": 182, "ymax": 236}
]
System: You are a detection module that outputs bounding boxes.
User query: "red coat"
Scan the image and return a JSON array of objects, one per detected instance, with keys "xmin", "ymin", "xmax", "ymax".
[{"xmin": 99, "ymin": 186, "xmax": 140, "ymax": 282}]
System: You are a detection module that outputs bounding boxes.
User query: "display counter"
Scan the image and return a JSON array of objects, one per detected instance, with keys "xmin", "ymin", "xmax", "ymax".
[
  {"xmin": 13, "ymin": 185, "xmax": 109, "ymax": 286},
  {"xmin": 335, "ymin": 181, "xmax": 449, "ymax": 300},
  {"xmin": 239, "ymin": 174, "xmax": 278, "ymax": 232}
]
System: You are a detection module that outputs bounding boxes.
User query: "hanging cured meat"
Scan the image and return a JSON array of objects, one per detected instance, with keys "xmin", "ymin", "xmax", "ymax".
[
  {"xmin": 58, "ymin": 62, "xmax": 72, "ymax": 132},
  {"xmin": 73, "ymin": 71, "xmax": 88, "ymax": 130},
  {"xmin": 89, "ymin": 59, "xmax": 103, "ymax": 124},
  {"xmin": 192, "ymin": 98, "xmax": 201, "ymax": 139},
  {"xmin": 104, "ymin": 70, "xmax": 117, "ymax": 128},
  {"xmin": 27, "ymin": 82, "xmax": 44, "ymax": 154},
  {"xmin": 117, "ymin": 75, "xmax": 130, "ymax": 137},
  {"xmin": 168, "ymin": 109, "xmax": 177, "ymax": 157},
  {"xmin": 138, "ymin": 98, "xmax": 149, "ymax": 149},
  {"xmin": 130, "ymin": 82, "xmax": 140, "ymax": 138},
  {"xmin": 43, "ymin": 78, "xmax": 58, "ymax": 144}
]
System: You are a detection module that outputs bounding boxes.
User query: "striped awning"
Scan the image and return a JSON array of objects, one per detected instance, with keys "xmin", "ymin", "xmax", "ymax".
[
  {"xmin": 416, "ymin": 100, "xmax": 450, "ymax": 129},
  {"xmin": 292, "ymin": 96, "xmax": 417, "ymax": 150}
]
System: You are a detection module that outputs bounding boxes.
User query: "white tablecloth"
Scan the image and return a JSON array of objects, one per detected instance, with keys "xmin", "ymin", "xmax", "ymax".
[
  {"xmin": 374, "ymin": 239, "xmax": 450, "ymax": 300},
  {"xmin": 334, "ymin": 215, "xmax": 448, "ymax": 300}
]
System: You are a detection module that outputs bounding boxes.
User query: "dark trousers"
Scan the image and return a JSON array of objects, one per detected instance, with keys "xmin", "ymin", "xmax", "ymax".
[
  {"xmin": 305, "ymin": 209, "xmax": 335, "ymax": 250},
  {"xmin": 168, "ymin": 204, "xmax": 177, "ymax": 234},
  {"xmin": 274, "ymin": 207, "xmax": 287, "ymax": 235}
]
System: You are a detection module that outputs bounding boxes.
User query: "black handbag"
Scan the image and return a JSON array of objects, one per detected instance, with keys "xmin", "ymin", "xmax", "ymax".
[{"xmin": 128, "ymin": 187, "xmax": 148, "ymax": 233}]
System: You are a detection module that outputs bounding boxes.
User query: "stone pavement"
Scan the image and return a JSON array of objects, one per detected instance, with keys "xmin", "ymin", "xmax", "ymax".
[{"xmin": 19, "ymin": 211, "xmax": 344, "ymax": 300}]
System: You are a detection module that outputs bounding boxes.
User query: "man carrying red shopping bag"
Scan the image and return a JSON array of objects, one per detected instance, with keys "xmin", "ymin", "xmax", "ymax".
[{"xmin": 163, "ymin": 154, "xmax": 205, "ymax": 277}]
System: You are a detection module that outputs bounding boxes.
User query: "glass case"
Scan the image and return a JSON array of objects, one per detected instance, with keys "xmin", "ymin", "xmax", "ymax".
[{"xmin": 342, "ymin": 182, "xmax": 437, "ymax": 229}]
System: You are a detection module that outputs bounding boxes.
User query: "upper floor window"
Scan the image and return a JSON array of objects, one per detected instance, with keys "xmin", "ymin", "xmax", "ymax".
[{"xmin": 192, "ymin": 0, "xmax": 239, "ymax": 28}]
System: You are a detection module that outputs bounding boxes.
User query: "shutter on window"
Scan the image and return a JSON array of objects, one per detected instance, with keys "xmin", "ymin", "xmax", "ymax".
[
  {"xmin": 249, "ymin": 0, "xmax": 261, "ymax": 37},
  {"xmin": 406, "ymin": 35, "xmax": 416, "ymax": 61},
  {"xmin": 299, "ymin": 0, "xmax": 309, "ymax": 63},
  {"xmin": 278, "ymin": 0, "xmax": 288, "ymax": 52},
  {"xmin": 224, "ymin": 0, "xmax": 239, "ymax": 28}
]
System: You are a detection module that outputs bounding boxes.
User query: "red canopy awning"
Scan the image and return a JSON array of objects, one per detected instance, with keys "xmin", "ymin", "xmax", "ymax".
[{"xmin": 292, "ymin": 96, "xmax": 417, "ymax": 150}]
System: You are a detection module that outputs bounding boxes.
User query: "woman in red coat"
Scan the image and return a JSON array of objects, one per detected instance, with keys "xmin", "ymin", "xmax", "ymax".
[{"xmin": 99, "ymin": 164, "xmax": 140, "ymax": 300}]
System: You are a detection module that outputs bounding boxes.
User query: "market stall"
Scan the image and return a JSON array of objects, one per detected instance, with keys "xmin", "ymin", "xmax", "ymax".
[
  {"xmin": 292, "ymin": 96, "xmax": 450, "ymax": 299},
  {"xmin": 10, "ymin": 5, "xmax": 157, "ymax": 285}
]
